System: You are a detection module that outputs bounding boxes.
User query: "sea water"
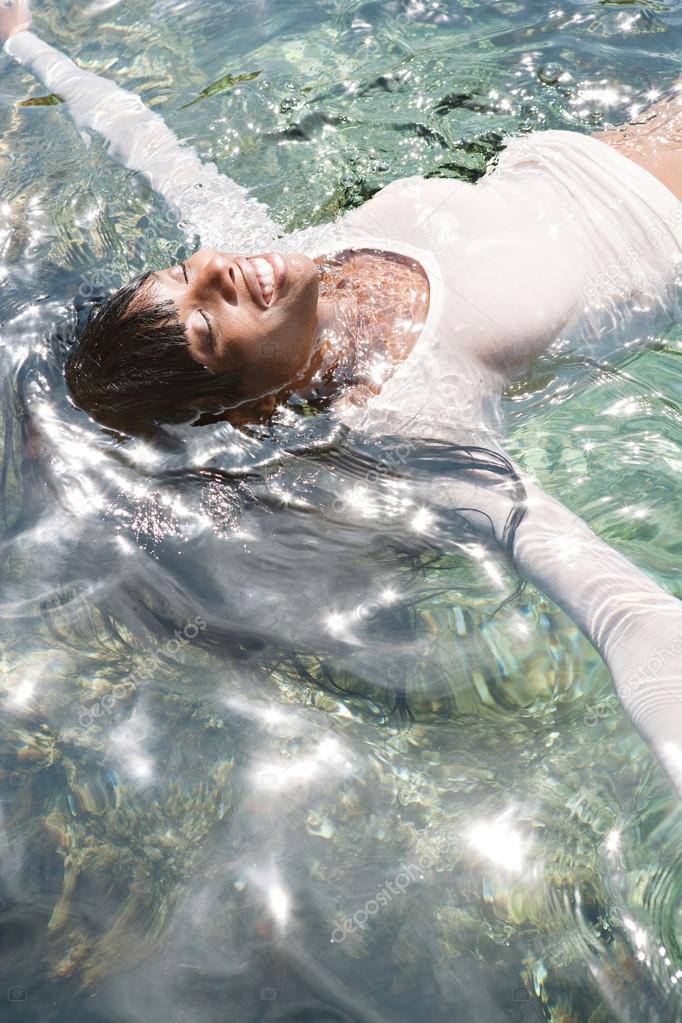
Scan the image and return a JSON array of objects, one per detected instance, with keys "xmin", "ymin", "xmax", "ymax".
[{"xmin": 1, "ymin": 1, "xmax": 682, "ymax": 1020}]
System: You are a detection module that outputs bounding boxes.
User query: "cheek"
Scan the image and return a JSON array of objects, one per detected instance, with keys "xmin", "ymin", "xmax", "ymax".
[
  {"xmin": 270, "ymin": 299, "xmax": 318, "ymax": 360},
  {"xmin": 262, "ymin": 327, "xmax": 309, "ymax": 377},
  {"xmin": 237, "ymin": 322, "xmax": 304, "ymax": 393},
  {"xmin": 238, "ymin": 278, "xmax": 319, "ymax": 388}
]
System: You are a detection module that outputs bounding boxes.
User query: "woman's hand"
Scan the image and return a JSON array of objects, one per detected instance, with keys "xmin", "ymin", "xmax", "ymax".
[{"xmin": 0, "ymin": 0, "xmax": 32, "ymax": 43}]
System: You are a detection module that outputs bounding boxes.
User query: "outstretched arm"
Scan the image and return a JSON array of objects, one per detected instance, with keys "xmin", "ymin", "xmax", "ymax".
[
  {"xmin": 2, "ymin": 6, "xmax": 279, "ymax": 251},
  {"xmin": 434, "ymin": 450, "xmax": 682, "ymax": 799},
  {"xmin": 513, "ymin": 475, "xmax": 682, "ymax": 800}
]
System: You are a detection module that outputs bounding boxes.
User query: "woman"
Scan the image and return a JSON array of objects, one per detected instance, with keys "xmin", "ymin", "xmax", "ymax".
[{"xmin": 4, "ymin": 1, "xmax": 682, "ymax": 799}]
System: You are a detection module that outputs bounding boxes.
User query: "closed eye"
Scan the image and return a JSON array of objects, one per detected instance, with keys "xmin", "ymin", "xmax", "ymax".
[
  {"xmin": 176, "ymin": 262, "xmax": 216, "ymax": 351},
  {"xmin": 201, "ymin": 311, "xmax": 216, "ymax": 351}
]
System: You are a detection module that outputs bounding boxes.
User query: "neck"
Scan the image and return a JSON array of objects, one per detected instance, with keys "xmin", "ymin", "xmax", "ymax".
[
  {"xmin": 286, "ymin": 291, "xmax": 360, "ymax": 403},
  {"xmin": 316, "ymin": 292, "xmax": 360, "ymax": 366},
  {"xmin": 283, "ymin": 249, "xmax": 430, "ymax": 408}
]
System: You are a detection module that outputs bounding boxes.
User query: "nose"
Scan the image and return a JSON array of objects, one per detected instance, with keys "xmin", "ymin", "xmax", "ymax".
[{"xmin": 193, "ymin": 252, "xmax": 238, "ymax": 303}]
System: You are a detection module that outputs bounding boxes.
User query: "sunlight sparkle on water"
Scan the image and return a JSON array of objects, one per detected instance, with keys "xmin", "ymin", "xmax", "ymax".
[
  {"xmin": 342, "ymin": 485, "xmax": 378, "ymax": 517},
  {"xmin": 623, "ymin": 915, "xmax": 650, "ymax": 964},
  {"xmin": 469, "ymin": 813, "xmax": 525, "ymax": 872},
  {"xmin": 224, "ymin": 695, "xmax": 297, "ymax": 732},
  {"xmin": 128, "ymin": 443, "xmax": 163, "ymax": 468},
  {"xmin": 10, "ymin": 676, "xmax": 36, "ymax": 706},
  {"xmin": 605, "ymin": 829, "xmax": 620, "ymax": 854},
  {"xmin": 82, "ymin": 0, "xmax": 124, "ymax": 15},
  {"xmin": 268, "ymin": 884, "xmax": 290, "ymax": 927},
  {"xmin": 316, "ymin": 736, "xmax": 341, "ymax": 761},
  {"xmin": 110, "ymin": 719, "xmax": 154, "ymax": 781},
  {"xmin": 253, "ymin": 735, "xmax": 352, "ymax": 793},
  {"xmin": 619, "ymin": 13, "xmax": 640, "ymax": 32},
  {"xmin": 326, "ymin": 611, "xmax": 347, "ymax": 636},
  {"xmin": 369, "ymin": 359, "xmax": 390, "ymax": 386},
  {"xmin": 263, "ymin": 705, "xmax": 288, "ymax": 726},
  {"xmin": 621, "ymin": 507, "xmax": 649, "ymax": 519},
  {"xmin": 64, "ymin": 485, "xmax": 104, "ymax": 517},
  {"xmin": 59, "ymin": 435, "xmax": 107, "ymax": 469},
  {"xmin": 481, "ymin": 559, "xmax": 505, "ymax": 587},
  {"xmin": 583, "ymin": 86, "xmax": 620, "ymax": 107},
  {"xmin": 111, "ymin": 748, "xmax": 153, "ymax": 780},
  {"xmin": 411, "ymin": 507, "xmax": 435, "ymax": 533}
]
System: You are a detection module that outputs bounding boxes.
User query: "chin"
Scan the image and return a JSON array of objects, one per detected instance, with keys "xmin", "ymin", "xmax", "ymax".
[
  {"xmin": 284, "ymin": 253, "xmax": 320, "ymax": 328},
  {"xmin": 285, "ymin": 251, "xmax": 319, "ymax": 284}
]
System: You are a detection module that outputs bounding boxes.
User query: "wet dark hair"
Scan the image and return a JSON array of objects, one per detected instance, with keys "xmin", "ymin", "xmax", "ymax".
[{"xmin": 65, "ymin": 271, "xmax": 240, "ymax": 432}]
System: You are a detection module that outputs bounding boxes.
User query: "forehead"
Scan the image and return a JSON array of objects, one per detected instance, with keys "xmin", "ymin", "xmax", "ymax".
[
  {"xmin": 135, "ymin": 270, "xmax": 193, "ymax": 340},
  {"xmin": 143, "ymin": 270, "xmax": 182, "ymax": 316}
]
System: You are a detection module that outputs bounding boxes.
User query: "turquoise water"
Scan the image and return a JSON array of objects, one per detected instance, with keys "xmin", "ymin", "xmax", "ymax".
[{"xmin": 2, "ymin": 1, "xmax": 682, "ymax": 1020}]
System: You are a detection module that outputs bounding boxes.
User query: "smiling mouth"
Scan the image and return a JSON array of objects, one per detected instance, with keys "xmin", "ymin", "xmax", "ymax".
[
  {"xmin": 246, "ymin": 254, "xmax": 286, "ymax": 305},
  {"xmin": 249, "ymin": 257, "xmax": 274, "ymax": 303}
]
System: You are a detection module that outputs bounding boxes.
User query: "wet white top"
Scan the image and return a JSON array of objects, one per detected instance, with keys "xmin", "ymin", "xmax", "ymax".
[{"xmin": 290, "ymin": 130, "xmax": 682, "ymax": 442}]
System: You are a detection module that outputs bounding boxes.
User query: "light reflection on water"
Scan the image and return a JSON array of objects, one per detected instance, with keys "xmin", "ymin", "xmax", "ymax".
[{"xmin": 2, "ymin": 0, "xmax": 682, "ymax": 1020}]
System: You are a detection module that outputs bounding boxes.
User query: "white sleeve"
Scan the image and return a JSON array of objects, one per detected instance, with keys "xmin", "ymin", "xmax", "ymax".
[
  {"xmin": 433, "ymin": 456, "xmax": 682, "ymax": 800},
  {"xmin": 511, "ymin": 476, "xmax": 682, "ymax": 800},
  {"xmin": 3, "ymin": 30, "xmax": 280, "ymax": 251}
]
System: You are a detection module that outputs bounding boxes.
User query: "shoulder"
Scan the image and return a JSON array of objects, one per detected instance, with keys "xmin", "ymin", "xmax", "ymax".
[
  {"xmin": 363, "ymin": 173, "xmax": 473, "ymax": 209},
  {"xmin": 341, "ymin": 174, "xmax": 473, "ymax": 239}
]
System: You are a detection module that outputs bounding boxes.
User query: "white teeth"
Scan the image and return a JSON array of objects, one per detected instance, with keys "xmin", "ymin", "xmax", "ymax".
[{"xmin": 250, "ymin": 257, "xmax": 275, "ymax": 302}]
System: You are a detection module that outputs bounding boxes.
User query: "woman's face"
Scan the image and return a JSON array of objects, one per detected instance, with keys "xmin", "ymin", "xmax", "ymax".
[{"xmin": 150, "ymin": 248, "xmax": 321, "ymax": 407}]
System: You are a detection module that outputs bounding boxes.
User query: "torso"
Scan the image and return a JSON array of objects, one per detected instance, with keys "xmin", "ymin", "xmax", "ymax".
[{"xmin": 284, "ymin": 128, "xmax": 682, "ymax": 441}]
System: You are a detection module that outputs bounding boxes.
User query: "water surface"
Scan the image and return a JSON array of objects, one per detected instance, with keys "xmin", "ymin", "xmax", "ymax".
[{"xmin": 2, "ymin": 1, "xmax": 682, "ymax": 1020}]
